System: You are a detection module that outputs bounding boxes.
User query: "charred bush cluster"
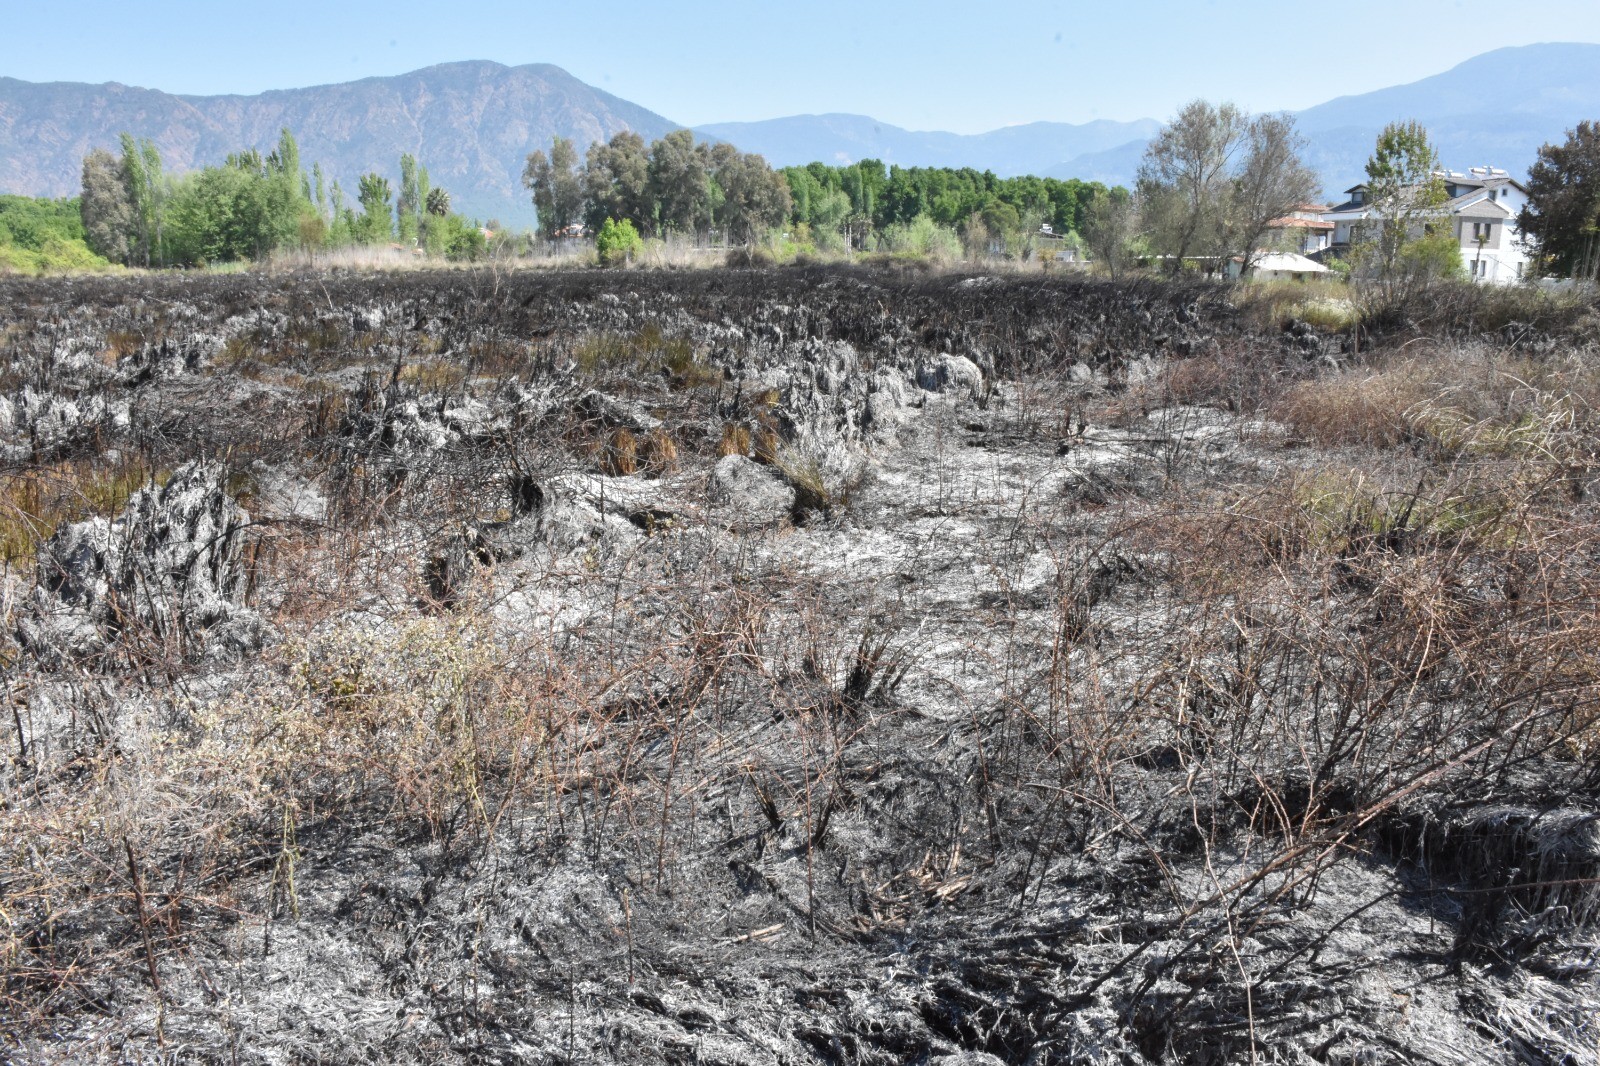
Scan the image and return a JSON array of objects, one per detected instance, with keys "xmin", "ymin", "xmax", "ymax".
[{"xmin": 1, "ymin": 266, "xmax": 1598, "ymax": 1064}]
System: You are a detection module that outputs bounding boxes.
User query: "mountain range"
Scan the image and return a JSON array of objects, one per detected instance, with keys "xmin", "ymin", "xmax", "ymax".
[
  {"xmin": 0, "ymin": 62, "xmax": 677, "ymax": 224},
  {"xmin": 2, "ymin": 43, "xmax": 1598, "ymax": 223}
]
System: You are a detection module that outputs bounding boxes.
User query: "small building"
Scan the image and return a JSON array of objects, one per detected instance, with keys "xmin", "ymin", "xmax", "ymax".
[{"xmin": 1226, "ymin": 251, "xmax": 1330, "ymax": 282}]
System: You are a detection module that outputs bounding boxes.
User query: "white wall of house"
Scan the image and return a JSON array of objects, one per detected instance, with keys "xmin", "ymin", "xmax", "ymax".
[{"xmin": 1458, "ymin": 214, "xmax": 1530, "ymax": 283}]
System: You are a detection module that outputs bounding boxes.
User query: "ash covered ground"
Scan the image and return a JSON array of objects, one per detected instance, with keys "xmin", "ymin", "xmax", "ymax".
[{"xmin": 1, "ymin": 267, "xmax": 1598, "ymax": 1064}]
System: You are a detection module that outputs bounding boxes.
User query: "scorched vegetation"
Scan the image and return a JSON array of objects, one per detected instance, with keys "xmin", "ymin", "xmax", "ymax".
[{"xmin": 0, "ymin": 267, "xmax": 1597, "ymax": 1064}]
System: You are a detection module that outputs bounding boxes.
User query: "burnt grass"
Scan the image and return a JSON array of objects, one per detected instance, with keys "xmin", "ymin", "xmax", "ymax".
[{"xmin": 1, "ymin": 266, "xmax": 1598, "ymax": 1064}]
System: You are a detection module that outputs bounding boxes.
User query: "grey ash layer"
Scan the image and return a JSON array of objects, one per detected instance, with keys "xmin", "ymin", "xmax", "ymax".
[{"xmin": 0, "ymin": 268, "xmax": 1595, "ymax": 1064}]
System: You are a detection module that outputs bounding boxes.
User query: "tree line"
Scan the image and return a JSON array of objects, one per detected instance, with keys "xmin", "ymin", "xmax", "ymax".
[
  {"xmin": 30, "ymin": 111, "xmax": 1600, "ymax": 279},
  {"xmin": 78, "ymin": 129, "xmax": 488, "ymax": 268},
  {"xmin": 783, "ymin": 161, "xmax": 1113, "ymax": 256},
  {"xmin": 523, "ymin": 129, "xmax": 793, "ymax": 245},
  {"xmin": 523, "ymin": 129, "xmax": 1125, "ymax": 259}
]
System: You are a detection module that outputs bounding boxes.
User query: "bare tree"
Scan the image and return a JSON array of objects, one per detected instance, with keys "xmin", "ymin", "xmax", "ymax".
[
  {"xmin": 1223, "ymin": 113, "xmax": 1321, "ymax": 274},
  {"xmin": 1137, "ymin": 100, "xmax": 1246, "ymax": 274}
]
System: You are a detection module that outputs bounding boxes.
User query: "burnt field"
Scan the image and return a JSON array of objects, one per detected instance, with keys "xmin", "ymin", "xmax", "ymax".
[{"xmin": 1, "ymin": 266, "xmax": 1598, "ymax": 1064}]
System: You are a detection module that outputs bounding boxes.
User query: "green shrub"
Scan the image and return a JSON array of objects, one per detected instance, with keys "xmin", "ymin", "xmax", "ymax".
[
  {"xmin": 877, "ymin": 214, "xmax": 962, "ymax": 263},
  {"xmin": 596, "ymin": 217, "xmax": 642, "ymax": 266}
]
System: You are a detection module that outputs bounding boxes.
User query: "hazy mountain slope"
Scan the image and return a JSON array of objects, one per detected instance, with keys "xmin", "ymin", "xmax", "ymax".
[
  {"xmin": 0, "ymin": 62, "xmax": 679, "ymax": 224},
  {"xmin": 694, "ymin": 113, "xmax": 1159, "ymax": 175}
]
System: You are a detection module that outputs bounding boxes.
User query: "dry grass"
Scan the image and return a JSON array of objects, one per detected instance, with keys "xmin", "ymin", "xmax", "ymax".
[
  {"xmin": 718, "ymin": 423, "xmax": 752, "ymax": 457},
  {"xmin": 1234, "ymin": 277, "xmax": 1357, "ymax": 332},
  {"xmin": 574, "ymin": 324, "xmax": 721, "ymax": 391},
  {"xmin": 397, "ymin": 360, "xmax": 468, "ymax": 393},
  {"xmin": 640, "ymin": 427, "xmax": 679, "ymax": 474},
  {"xmin": 1272, "ymin": 345, "xmax": 1600, "ymax": 475},
  {"xmin": 599, "ymin": 427, "xmax": 640, "ymax": 476},
  {"xmin": 0, "ymin": 456, "xmax": 161, "ymax": 564}
]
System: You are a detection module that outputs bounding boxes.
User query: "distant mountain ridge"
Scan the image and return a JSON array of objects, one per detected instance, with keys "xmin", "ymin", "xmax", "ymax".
[
  {"xmin": 3, "ymin": 43, "xmax": 1598, "ymax": 223},
  {"xmin": 0, "ymin": 61, "xmax": 679, "ymax": 225},
  {"xmin": 1044, "ymin": 43, "xmax": 1600, "ymax": 197},
  {"xmin": 693, "ymin": 113, "xmax": 1161, "ymax": 177}
]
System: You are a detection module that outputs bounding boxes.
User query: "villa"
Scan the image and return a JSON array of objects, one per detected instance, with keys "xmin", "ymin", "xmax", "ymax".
[{"xmin": 1321, "ymin": 167, "xmax": 1532, "ymax": 284}]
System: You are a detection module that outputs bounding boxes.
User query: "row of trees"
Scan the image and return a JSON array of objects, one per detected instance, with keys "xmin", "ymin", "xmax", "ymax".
[
  {"xmin": 523, "ymin": 130, "xmax": 792, "ymax": 244},
  {"xmin": 783, "ymin": 161, "xmax": 1112, "ymax": 256},
  {"xmin": 524, "ymin": 130, "xmax": 1122, "ymax": 260},
  {"xmin": 79, "ymin": 130, "xmax": 486, "ymax": 267}
]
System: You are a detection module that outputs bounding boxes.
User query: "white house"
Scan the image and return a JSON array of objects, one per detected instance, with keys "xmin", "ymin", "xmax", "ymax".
[{"xmin": 1321, "ymin": 167, "xmax": 1533, "ymax": 284}]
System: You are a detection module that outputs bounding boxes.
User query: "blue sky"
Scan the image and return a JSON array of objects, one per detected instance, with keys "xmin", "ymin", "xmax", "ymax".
[{"xmin": 5, "ymin": 1, "xmax": 1600, "ymax": 132}]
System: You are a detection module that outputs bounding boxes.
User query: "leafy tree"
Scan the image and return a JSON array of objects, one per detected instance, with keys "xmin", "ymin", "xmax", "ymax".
[
  {"xmin": 165, "ymin": 155, "xmax": 282, "ymax": 264},
  {"xmin": 119, "ymin": 134, "xmax": 165, "ymax": 266},
  {"xmin": 80, "ymin": 148, "xmax": 134, "ymax": 263},
  {"xmin": 596, "ymin": 217, "xmax": 642, "ymax": 265},
  {"xmin": 1520, "ymin": 120, "xmax": 1600, "ymax": 280},
  {"xmin": 583, "ymin": 131, "xmax": 652, "ymax": 234},
  {"xmin": 523, "ymin": 136, "xmax": 585, "ymax": 239},
  {"xmin": 313, "ymin": 162, "xmax": 327, "ymax": 215},
  {"xmin": 0, "ymin": 195, "xmax": 85, "ymax": 248},
  {"xmin": 264, "ymin": 129, "xmax": 312, "ymax": 251},
  {"xmin": 357, "ymin": 173, "xmax": 394, "ymax": 244},
  {"xmin": 1354, "ymin": 120, "xmax": 1459, "ymax": 298},
  {"xmin": 425, "ymin": 187, "xmax": 451, "ymax": 217},
  {"xmin": 397, "ymin": 153, "xmax": 423, "ymax": 244},
  {"xmin": 980, "ymin": 199, "xmax": 1022, "ymax": 254},
  {"xmin": 710, "ymin": 148, "xmax": 791, "ymax": 244},
  {"xmin": 878, "ymin": 214, "xmax": 962, "ymax": 261},
  {"xmin": 648, "ymin": 130, "xmax": 711, "ymax": 237},
  {"xmin": 0, "ymin": 195, "xmax": 108, "ymax": 273},
  {"xmin": 430, "ymin": 212, "xmax": 486, "ymax": 260},
  {"xmin": 1083, "ymin": 187, "xmax": 1141, "ymax": 280},
  {"xmin": 328, "ymin": 179, "xmax": 355, "ymax": 245}
]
